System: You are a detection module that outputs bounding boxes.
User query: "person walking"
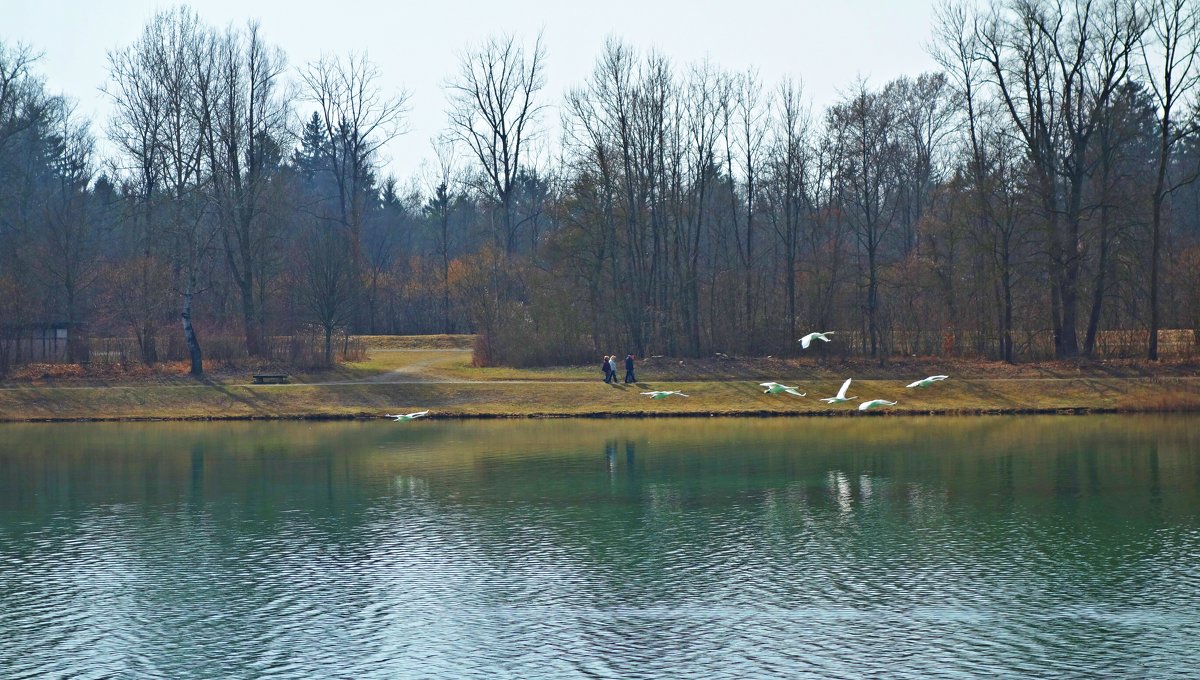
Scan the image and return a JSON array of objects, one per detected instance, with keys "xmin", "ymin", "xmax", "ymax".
[
  {"xmin": 601, "ymin": 355, "xmax": 612, "ymax": 383},
  {"xmin": 624, "ymin": 353, "xmax": 636, "ymax": 383},
  {"xmin": 609, "ymin": 355, "xmax": 618, "ymax": 384}
]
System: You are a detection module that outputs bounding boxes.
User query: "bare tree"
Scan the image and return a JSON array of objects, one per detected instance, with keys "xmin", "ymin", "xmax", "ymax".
[
  {"xmin": 562, "ymin": 39, "xmax": 630, "ymax": 351},
  {"xmin": 766, "ymin": 78, "xmax": 811, "ymax": 348},
  {"xmin": 427, "ymin": 134, "xmax": 460, "ymax": 332},
  {"xmin": 104, "ymin": 27, "xmax": 167, "ymax": 363},
  {"xmin": 830, "ymin": 80, "xmax": 903, "ymax": 359},
  {"xmin": 202, "ymin": 21, "xmax": 291, "ymax": 357},
  {"xmin": 933, "ymin": 0, "xmax": 1010, "ymax": 359},
  {"xmin": 979, "ymin": 0, "xmax": 1146, "ymax": 358},
  {"xmin": 299, "ymin": 52, "xmax": 410, "ymax": 257},
  {"xmin": 1142, "ymin": 0, "xmax": 1200, "ymax": 359},
  {"xmin": 34, "ymin": 108, "xmax": 99, "ymax": 359},
  {"xmin": 446, "ymin": 32, "xmax": 547, "ymax": 254},
  {"xmin": 298, "ymin": 219, "xmax": 357, "ymax": 365},
  {"xmin": 886, "ymin": 72, "xmax": 958, "ymax": 258},
  {"xmin": 978, "ymin": 110, "xmax": 1037, "ymax": 363},
  {"xmin": 723, "ymin": 69, "xmax": 770, "ymax": 348},
  {"xmin": 105, "ymin": 7, "xmax": 215, "ymax": 375},
  {"xmin": 677, "ymin": 60, "xmax": 728, "ymax": 354}
]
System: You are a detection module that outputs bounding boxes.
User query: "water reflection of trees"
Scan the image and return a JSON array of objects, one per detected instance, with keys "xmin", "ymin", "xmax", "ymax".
[
  {"xmin": 3, "ymin": 416, "xmax": 1198, "ymax": 516},
  {"xmin": 2, "ymin": 416, "xmax": 1198, "ymax": 598}
]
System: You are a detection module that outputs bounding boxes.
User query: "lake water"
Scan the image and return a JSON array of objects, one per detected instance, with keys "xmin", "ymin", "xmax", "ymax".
[{"xmin": 1, "ymin": 416, "xmax": 1198, "ymax": 678}]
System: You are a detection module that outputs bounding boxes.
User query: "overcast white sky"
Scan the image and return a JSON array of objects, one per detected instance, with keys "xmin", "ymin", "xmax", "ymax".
[{"xmin": 7, "ymin": 0, "xmax": 943, "ymax": 182}]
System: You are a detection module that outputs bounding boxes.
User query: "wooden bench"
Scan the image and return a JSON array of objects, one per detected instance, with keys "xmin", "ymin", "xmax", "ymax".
[{"xmin": 252, "ymin": 373, "xmax": 289, "ymax": 384}]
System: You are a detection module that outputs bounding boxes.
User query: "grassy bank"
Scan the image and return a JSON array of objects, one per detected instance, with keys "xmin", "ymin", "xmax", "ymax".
[{"xmin": 2, "ymin": 336, "xmax": 1199, "ymax": 421}]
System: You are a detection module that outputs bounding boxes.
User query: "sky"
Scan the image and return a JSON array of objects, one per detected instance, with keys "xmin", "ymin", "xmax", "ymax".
[{"xmin": 6, "ymin": 0, "xmax": 943, "ymax": 183}]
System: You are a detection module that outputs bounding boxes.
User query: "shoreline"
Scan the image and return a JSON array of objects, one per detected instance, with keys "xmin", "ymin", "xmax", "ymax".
[
  {"xmin": 5, "ymin": 403, "xmax": 1200, "ymax": 424},
  {"xmin": 3, "ymin": 341, "xmax": 1199, "ymax": 423}
]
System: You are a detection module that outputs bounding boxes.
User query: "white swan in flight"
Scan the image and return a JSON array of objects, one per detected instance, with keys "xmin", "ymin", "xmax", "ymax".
[
  {"xmin": 906, "ymin": 375, "xmax": 949, "ymax": 388},
  {"xmin": 819, "ymin": 378, "xmax": 857, "ymax": 404},
  {"xmin": 641, "ymin": 390, "xmax": 689, "ymax": 399},
  {"xmin": 799, "ymin": 331, "xmax": 834, "ymax": 349},
  {"xmin": 760, "ymin": 382, "xmax": 806, "ymax": 397},
  {"xmin": 858, "ymin": 399, "xmax": 897, "ymax": 411},
  {"xmin": 385, "ymin": 410, "xmax": 429, "ymax": 421}
]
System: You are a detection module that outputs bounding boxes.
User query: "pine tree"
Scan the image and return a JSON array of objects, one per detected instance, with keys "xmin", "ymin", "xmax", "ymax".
[{"xmin": 292, "ymin": 111, "xmax": 327, "ymax": 180}]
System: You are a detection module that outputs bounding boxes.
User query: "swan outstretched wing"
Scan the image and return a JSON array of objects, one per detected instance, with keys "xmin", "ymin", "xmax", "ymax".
[
  {"xmin": 386, "ymin": 410, "xmax": 428, "ymax": 420},
  {"xmin": 858, "ymin": 399, "xmax": 897, "ymax": 411}
]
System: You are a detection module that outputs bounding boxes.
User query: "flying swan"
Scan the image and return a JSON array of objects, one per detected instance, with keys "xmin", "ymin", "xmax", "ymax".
[
  {"xmin": 858, "ymin": 399, "xmax": 897, "ymax": 411},
  {"xmin": 799, "ymin": 331, "xmax": 834, "ymax": 349},
  {"xmin": 760, "ymin": 382, "xmax": 806, "ymax": 397},
  {"xmin": 385, "ymin": 411, "xmax": 429, "ymax": 421},
  {"xmin": 641, "ymin": 390, "xmax": 689, "ymax": 399},
  {"xmin": 906, "ymin": 375, "xmax": 949, "ymax": 388},
  {"xmin": 819, "ymin": 378, "xmax": 857, "ymax": 404}
]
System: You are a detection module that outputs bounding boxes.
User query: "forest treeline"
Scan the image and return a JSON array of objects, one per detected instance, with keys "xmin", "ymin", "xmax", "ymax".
[{"xmin": 3, "ymin": 0, "xmax": 1200, "ymax": 375}]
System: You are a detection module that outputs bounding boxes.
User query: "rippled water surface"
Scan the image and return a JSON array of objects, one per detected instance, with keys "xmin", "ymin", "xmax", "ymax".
[{"xmin": 2, "ymin": 416, "xmax": 1199, "ymax": 678}]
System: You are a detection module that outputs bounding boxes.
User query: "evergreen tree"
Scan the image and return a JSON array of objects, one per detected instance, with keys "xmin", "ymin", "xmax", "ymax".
[{"xmin": 292, "ymin": 111, "xmax": 327, "ymax": 180}]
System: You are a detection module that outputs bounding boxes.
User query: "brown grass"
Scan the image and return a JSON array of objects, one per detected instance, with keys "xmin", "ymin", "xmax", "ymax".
[
  {"xmin": 2, "ymin": 375, "xmax": 1199, "ymax": 422},
  {"xmin": 2, "ymin": 334, "xmax": 1199, "ymax": 421},
  {"xmin": 356, "ymin": 334, "xmax": 476, "ymax": 350},
  {"xmin": 1, "ymin": 358, "xmax": 303, "ymax": 388}
]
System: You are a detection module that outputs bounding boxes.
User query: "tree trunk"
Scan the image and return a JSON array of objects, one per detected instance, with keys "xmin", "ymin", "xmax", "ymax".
[
  {"xmin": 1083, "ymin": 202, "xmax": 1112, "ymax": 357},
  {"xmin": 1056, "ymin": 163, "xmax": 1087, "ymax": 359},
  {"xmin": 1042, "ymin": 175, "xmax": 1067, "ymax": 359},
  {"xmin": 140, "ymin": 325, "xmax": 159, "ymax": 365},
  {"xmin": 867, "ymin": 244, "xmax": 879, "ymax": 359},
  {"xmin": 442, "ymin": 210, "xmax": 452, "ymax": 334},
  {"xmin": 139, "ymin": 254, "xmax": 159, "ymax": 364},
  {"xmin": 786, "ymin": 254, "xmax": 797, "ymax": 354},
  {"xmin": 181, "ymin": 289, "xmax": 203, "ymax": 377},
  {"xmin": 367, "ymin": 272, "xmax": 379, "ymax": 334},
  {"xmin": 744, "ymin": 236, "xmax": 755, "ymax": 353},
  {"xmin": 239, "ymin": 281, "xmax": 262, "ymax": 358},
  {"xmin": 1002, "ymin": 256, "xmax": 1014, "ymax": 365},
  {"xmin": 1050, "ymin": 260, "xmax": 1063, "ymax": 360},
  {"xmin": 1149, "ymin": 187, "xmax": 1166, "ymax": 360},
  {"xmin": 1060, "ymin": 239, "xmax": 1082, "ymax": 359}
]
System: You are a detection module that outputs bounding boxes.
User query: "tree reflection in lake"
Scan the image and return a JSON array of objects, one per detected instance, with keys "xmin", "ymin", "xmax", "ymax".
[{"xmin": 1, "ymin": 416, "xmax": 1199, "ymax": 678}]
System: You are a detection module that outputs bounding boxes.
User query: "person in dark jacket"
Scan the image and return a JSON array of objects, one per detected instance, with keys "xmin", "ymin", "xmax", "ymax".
[
  {"xmin": 624, "ymin": 354, "xmax": 636, "ymax": 383},
  {"xmin": 602, "ymin": 355, "xmax": 612, "ymax": 383}
]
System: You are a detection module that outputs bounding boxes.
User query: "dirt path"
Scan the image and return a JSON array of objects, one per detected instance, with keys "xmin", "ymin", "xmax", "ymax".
[{"xmin": 358, "ymin": 349, "xmax": 464, "ymax": 384}]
